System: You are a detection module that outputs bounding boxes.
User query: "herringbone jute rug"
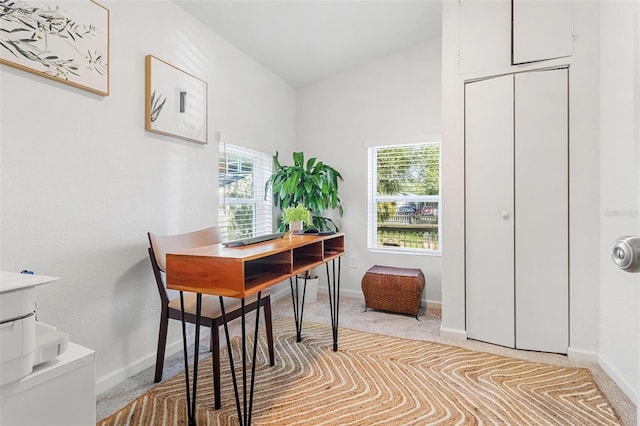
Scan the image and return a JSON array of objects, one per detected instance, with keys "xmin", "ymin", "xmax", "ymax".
[{"xmin": 98, "ymin": 319, "xmax": 621, "ymax": 425}]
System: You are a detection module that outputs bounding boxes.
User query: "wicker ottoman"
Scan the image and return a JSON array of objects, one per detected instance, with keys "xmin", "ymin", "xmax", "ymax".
[{"xmin": 361, "ymin": 265, "xmax": 425, "ymax": 318}]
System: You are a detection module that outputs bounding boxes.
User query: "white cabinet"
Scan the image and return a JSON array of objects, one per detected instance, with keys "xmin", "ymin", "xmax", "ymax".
[
  {"xmin": 458, "ymin": 1, "xmax": 574, "ymax": 74},
  {"xmin": 513, "ymin": 0, "xmax": 574, "ymax": 64},
  {"xmin": 0, "ymin": 342, "xmax": 96, "ymax": 426},
  {"xmin": 465, "ymin": 67, "xmax": 569, "ymax": 354}
]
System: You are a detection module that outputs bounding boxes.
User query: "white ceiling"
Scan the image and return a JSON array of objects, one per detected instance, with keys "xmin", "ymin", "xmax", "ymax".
[{"xmin": 174, "ymin": 1, "xmax": 443, "ymax": 88}]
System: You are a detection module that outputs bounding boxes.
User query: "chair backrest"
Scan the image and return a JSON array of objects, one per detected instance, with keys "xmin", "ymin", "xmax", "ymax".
[
  {"xmin": 147, "ymin": 227, "xmax": 222, "ymax": 305},
  {"xmin": 148, "ymin": 226, "xmax": 222, "ymax": 272}
]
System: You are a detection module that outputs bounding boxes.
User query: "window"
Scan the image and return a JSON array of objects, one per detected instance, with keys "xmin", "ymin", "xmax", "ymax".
[
  {"xmin": 368, "ymin": 142, "xmax": 441, "ymax": 253},
  {"xmin": 218, "ymin": 139, "xmax": 273, "ymax": 241}
]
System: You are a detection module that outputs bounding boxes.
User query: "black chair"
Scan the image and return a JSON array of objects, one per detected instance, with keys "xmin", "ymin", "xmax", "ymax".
[{"xmin": 148, "ymin": 226, "xmax": 275, "ymax": 409}]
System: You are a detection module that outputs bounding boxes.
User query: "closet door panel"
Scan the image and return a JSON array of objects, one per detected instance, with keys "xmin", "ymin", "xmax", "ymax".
[
  {"xmin": 514, "ymin": 69, "xmax": 569, "ymax": 353},
  {"xmin": 465, "ymin": 75, "xmax": 515, "ymax": 348},
  {"xmin": 513, "ymin": 0, "xmax": 574, "ymax": 64}
]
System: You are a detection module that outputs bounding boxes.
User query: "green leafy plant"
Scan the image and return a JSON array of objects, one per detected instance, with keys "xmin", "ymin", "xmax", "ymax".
[
  {"xmin": 265, "ymin": 151, "xmax": 343, "ymax": 231},
  {"xmin": 281, "ymin": 204, "xmax": 312, "ymax": 225}
]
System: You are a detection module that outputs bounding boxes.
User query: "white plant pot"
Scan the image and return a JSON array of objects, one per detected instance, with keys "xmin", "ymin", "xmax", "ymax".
[
  {"xmin": 289, "ymin": 221, "xmax": 304, "ymax": 234},
  {"xmin": 297, "ymin": 277, "xmax": 318, "ymax": 303}
]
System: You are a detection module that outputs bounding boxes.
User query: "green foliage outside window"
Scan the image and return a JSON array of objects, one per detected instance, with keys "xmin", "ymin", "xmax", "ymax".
[{"xmin": 376, "ymin": 144, "xmax": 440, "ymax": 196}]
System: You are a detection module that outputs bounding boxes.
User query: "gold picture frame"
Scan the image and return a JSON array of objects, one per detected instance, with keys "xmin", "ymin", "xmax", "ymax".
[
  {"xmin": 0, "ymin": 0, "xmax": 110, "ymax": 96},
  {"xmin": 145, "ymin": 55, "xmax": 208, "ymax": 144}
]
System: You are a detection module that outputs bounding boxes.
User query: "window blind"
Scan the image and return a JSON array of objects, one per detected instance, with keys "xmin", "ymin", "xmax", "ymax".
[{"xmin": 218, "ymin": 140, "xmax": 273, "ymax": 241}]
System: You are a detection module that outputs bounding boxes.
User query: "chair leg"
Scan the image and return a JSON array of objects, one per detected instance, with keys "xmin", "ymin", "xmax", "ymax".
[
  {"xmin": 155, "ymin": 310, "xmax": 169, "ymax": 383},
  {"xmin": 212, "ymin": 324, "xmax": 221, "ymax": 410},
  {"xmin": 263, "ymin": 297, "xmax": 275, "ymax": 367}
]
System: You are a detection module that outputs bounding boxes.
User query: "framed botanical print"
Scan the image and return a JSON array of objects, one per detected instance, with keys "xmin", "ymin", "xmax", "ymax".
[
  {"xmin": 0, "ymin": 0, "xmax": 110, "ymax": 96},
  {"xmin": 145, "ymin": 55, "xmax": 208, "ymax": 144}
]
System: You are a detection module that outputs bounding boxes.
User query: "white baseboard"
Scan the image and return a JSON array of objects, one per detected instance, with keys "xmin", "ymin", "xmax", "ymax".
[
  {"xmin": 95, "ymin": 337, "xmax": 185, "ymax": 395},
  {"xmin": 439, "ymin": 326, "xmax": 467, "ymax": 341},
  {"xmin": 598, "ymin": 353, "xmax": 637, "ymax": 403},
  {"xmin": 425, "ymin": 300, "xmax": 442, "ymax": 310},
  {"xmin": 96, "ymin": 356, "xmax": 148, "ymax": 395},
  {"xmin": 567, "ymin": 346, "xmax": 599, "ymax": 363},
  {"xmin": 317, "ymin": 287, "xmax": 361, "ymax": 299},
  {"xmin": 317, "ymin": 287, "xmax": 442, "ymax": 310}
]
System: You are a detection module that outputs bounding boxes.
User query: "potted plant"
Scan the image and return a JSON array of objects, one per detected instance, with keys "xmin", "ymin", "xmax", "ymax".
[
  {"xmin": 266, "ymin": 151, "xmax": 344, "ymax": 303},
  {"xmin": 281, "ymin": 204, "xmax": 312, "ymax": 234},
  {"xmin": 296, "ymin": 268, "xmax": 319, "ymax": 303},
  {"xmin": 265, "ymin": 151, "xmax": 344, "ymax": 232}
]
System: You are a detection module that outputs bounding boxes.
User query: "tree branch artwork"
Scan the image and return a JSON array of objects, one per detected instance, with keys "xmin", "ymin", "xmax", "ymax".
[
  {"xmin": 150, "ymin": 90, "xmax": 166, "ymax": 123},
  {"xmin": 0, "ymin": 0, "xmax": 110, "ymax": 95}
]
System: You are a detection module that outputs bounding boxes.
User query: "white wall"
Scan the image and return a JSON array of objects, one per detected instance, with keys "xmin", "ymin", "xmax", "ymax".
[
  {"xmin": 0, "ymin": 0, "xmax": 296, "ymax": 393},
  {"xmin": 296, "ymin": 40, "xmax": 442, "ymax": 304},
  {"xmin": 599, "ymin": 0, "xmax": 639, "ymax": 403},
  {"xmin": 439, "ymin": 3, "xmax": 467, "ymax": 338}
]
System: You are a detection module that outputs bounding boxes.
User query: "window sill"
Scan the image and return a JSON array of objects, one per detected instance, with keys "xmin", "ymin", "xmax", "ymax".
[{"xmin": 369, "ymin": 247, "xmax": 442, "ymax": 257}]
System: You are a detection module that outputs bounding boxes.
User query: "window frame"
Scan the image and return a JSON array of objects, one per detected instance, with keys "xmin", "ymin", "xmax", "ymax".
[{"xmin": 367, "ymin": 138, "xmax": 442, "ymax": 256}]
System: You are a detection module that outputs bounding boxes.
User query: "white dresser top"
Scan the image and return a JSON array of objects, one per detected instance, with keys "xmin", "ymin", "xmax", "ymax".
[{"xmin": 0, "ymin": 271, "xmax": 59, "ymax": 294}]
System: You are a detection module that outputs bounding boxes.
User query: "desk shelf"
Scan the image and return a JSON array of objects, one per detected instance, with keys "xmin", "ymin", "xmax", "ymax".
[
  {"xmin": 293, "ymin": 241, "xmax": 323, "ymax": 273},
  {"xmin": 324, "ymin": 235, "xmax": 344, "ymax": 260}
]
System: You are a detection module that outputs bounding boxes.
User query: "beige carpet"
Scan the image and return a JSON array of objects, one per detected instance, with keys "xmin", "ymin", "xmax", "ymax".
[{"xmin": 98, "ymin": 318, "xmax": 622, "ymax": 425}]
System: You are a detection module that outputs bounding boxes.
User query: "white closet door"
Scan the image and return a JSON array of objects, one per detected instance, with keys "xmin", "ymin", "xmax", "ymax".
[
  {"xmin": 465, "ymin": 75, "xmax": 515, "ymax": 348},
  {"xmin": 513, "ymin": 0, "xmax": 574, "ymax": 64},
  {"xmin": 514, "ymin": 68, "xmax": 569, "ymax": 353}
]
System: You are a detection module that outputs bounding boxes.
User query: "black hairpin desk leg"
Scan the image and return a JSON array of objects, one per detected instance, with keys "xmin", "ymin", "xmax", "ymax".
[
  {"xmin": 325, "ymin": 258, "xmax": 341, "ymax": 351},
  {"xmin": 220, "ymin": 292, "xmax": 262, "ymax": 426},
  {"xmin": 179, "ymin": 291, "xmax": 202, "ymax": 426},
  {"xmin": 289, "ymin": 275, "xmax": 308, "ymax": 342},
  {"xmin": 290, "ymin": 259, "xmax": 341, "ymax": 351}
]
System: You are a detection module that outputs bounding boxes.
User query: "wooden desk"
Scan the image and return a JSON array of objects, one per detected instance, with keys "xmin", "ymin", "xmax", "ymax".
[
  {"xmin": 166, "ymin": 233, "xmax": 344, "ymax": 297},
  {"xmin": 165, "ymin": 232, "xmax": 344, "ymax": 426}
]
